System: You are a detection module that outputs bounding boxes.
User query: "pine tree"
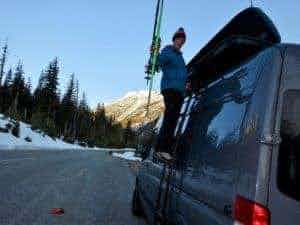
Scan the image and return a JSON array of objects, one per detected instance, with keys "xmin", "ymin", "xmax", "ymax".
[
  {"xmin": 31, "ymin": 59, "xmax": 60, "ymax": 135},
  {"xmin": 0, "ymin": 68, "xmax": 13, "ymax": 113},
  {"xmin": 44, "ymin": 58, "xmax": 60, "ymax": 121},
  {"xmin": 33, "ymin": 70, "xmax": 46, "ymax": 113},
  {"xmin": 45, "ymin": 58, "xmax": 59, "ymax": 96},
  {"xmin": 34, "ymin": 70, "xmax": 47, "ymax": 93},
  {"xmin": 25, "ymin": 77, "xmax": 32, "ymax": 90},
  {"xmin": 79, "ymin": 92, "xmax": 88, "ymax": 111},
  {"xmin": 124, "ymin": 120, "xmax": 131, "ymax": 146},
  {"xmin": 23, "ymin": 77, "xmax": 33, "ymax": 121},
  {"xmin": 92, "ymin": 103, "xmax": 107, "ymax": 146},
  {"xmin": 0, "ymin": 44, "xmax": 9, "ymax": 113},
  {"xmin": 59, "ymin": 73, "xmax": 77, "ymax": 141},
  {"xmin": 77, "ymin": 92, "xmax": 93, "ymax": 144},
  {"xmin": 11, "ymin": 61, "xmax": 25, "ymax": 97},
  {"xmin": 0, "ymin": 43, "xmax": 8, "ymax": 86},
  {"xmin": 9, "ymin": 92, "xmax": 19, "ymax": 119},
  {"xmin": 3, "ymin": 68, "xmax": 13, "ymax": 88},
  {"xmin": 71, "ymin": 79, "xmax": 80, "ymax": 139},
  {"xmin": 10, "ymin": 61, "xmax": 25, "ymax": 119},
  {"xmin": 62, "ymin": 74, "xmax": 76, "ymax": 106},
  {"xmin": 34, "ymin": 59, "xmax": 60, "ymax": 116}
]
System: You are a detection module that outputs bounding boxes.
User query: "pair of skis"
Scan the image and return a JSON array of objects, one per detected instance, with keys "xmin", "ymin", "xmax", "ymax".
[{"xmin": 145, "ymin": 0, "xmax": 165, "ymax": 117}]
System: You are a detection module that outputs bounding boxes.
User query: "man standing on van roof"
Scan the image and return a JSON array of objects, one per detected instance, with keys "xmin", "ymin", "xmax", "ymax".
[{"xmin": 151, "ymin": 27, "xmax": 191, "ymax": 161}]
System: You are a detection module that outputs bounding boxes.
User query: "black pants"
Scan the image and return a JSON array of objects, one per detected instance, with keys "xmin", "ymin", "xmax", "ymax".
[{"xmin": 156, "ymin": 89, "xmax": 184, "ymax": 154}]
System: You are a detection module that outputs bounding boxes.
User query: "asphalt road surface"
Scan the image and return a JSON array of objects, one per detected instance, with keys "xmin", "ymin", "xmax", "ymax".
[{"xmin": 0, "ymin": 150, "xmax": 146, "ymax": 225}]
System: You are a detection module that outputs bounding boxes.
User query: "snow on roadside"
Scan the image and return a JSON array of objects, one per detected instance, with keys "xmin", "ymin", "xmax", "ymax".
[
  {"xmin": 0, "ymin": 114, "xmax": 139, "ymax": 153},
  {"xmin": 0, "ymin": 114, "xmax": 85, "ymax": 150},
  {"xmin": 112, "ymin": 152, "xmax": 142, "ymax": 162}
]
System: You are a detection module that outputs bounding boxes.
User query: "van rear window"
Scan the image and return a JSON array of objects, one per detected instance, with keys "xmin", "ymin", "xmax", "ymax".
[{"xmin": 278, "ymin": 90, "xmax": 300, "ymax": 201}]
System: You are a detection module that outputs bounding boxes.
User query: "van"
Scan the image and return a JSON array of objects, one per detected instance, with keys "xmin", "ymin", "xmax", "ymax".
[{"xmin": 132, "ymin": 7, "xmax": 300, "ymax": 225}]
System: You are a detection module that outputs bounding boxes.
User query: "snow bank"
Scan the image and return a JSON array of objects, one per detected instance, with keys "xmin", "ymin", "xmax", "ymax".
[
  {"xmin": 0, "ymin": 114, "xmax": 84, "ymax": 150},
  {"xmin": 112, "ymin": 152, "xmax": 142, "ymax": 162},
  {"xmin": 0, "ymin": 114, "xmax": 139, "ymax": 153}
]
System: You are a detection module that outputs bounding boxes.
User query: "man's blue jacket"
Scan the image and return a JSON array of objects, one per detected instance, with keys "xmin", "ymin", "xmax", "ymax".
[{"xmin": 157, "ymin": 45, "xmax": 188, "ymax": 94}]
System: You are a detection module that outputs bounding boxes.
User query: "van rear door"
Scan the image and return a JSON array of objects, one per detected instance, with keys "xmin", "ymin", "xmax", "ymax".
[
  {"xmin": 268, "ymin": 48, "xmax": 300, "ymax": 225},
  {"xmin": 269, "ymin": 90, "xmax": 300, "ymax": 225}
]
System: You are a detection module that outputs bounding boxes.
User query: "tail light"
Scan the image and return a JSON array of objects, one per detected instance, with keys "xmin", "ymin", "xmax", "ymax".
[{"xmin": 234, "ymin": 195, "xmax": 270, "ymax": 225}]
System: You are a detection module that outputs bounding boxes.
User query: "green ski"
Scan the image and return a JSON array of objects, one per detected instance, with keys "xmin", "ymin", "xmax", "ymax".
[{"xmin": 145, "ymin": 0, "xmax": 165, "ymax": 117}]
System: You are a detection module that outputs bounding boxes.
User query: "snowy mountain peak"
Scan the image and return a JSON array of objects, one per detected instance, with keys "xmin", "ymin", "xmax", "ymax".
[
  {"xmin": 123, "ymin": 90, "xmax": 148, "ymax": 98},
  {"xmin": 105, "ymin": 90, "xmax": 164, "ymax": 127}
]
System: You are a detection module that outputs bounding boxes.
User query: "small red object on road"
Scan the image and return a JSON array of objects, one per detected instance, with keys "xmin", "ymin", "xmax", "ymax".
[{"xmin": 50, "ymin": 208, "xmax": 65, "ymax": 215}]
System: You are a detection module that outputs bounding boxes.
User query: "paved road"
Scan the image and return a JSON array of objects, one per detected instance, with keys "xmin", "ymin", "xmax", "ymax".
[{"xmin": 0, "ymin": 150, "xmax": 146, "ymax": 225}]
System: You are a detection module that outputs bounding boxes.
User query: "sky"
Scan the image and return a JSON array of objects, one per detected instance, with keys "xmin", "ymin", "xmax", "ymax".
[{"xmin": 0, "ymin": 0, "xmax": 299, "ymax": 107}]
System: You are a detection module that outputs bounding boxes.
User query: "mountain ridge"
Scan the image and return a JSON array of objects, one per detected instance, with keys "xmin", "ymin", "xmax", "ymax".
[{"xmin": 104, "ymin": 91, "xmax": 164, "ymax": 127}]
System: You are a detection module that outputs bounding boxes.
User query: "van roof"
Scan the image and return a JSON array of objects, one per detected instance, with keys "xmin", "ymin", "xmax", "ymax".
[{"xmin": 187, "ymin": 7, "xmax": 281, "ymax": 89}]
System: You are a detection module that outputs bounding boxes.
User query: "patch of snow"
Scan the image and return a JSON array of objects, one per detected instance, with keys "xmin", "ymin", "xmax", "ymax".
[
  {"xmin": 0, "ymin": 114, "xmax": 141, "ymax": 153},
  {"xmin": 0, "ymin": 114, "xmax": 85, "ymax": 150},
  {"xmin": 123, "ymin": 90, "xmax": 148, "ymax": 99},
  {"xmin": 112, "ymin": 152, "xmax": 142, "ymax": 162},
  {"xmin": 104, "ymin": 90, "xmax": 161, "ymax": 106}
]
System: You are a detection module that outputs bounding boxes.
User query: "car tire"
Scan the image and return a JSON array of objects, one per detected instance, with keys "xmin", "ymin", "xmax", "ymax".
[{"xmin": 132, "ymin": 180, "xmax": 144, "ymax": 217}]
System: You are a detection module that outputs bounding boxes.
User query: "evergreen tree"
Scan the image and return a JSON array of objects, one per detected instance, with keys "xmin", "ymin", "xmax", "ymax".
[
  {"xmin": 107, "ymin": 122, "xmax": 124, "ymax": 148},
  {"xmin": 93, "ymin": 103, "xmax": 107, "ymax": 146},
  {"xmin": 3, "ymin": 68, "xmax": 13, "ymax": 87},
  {"xmin": 11, "ymin": 61, "xmax": 25, "ymax": 98},
  {"xmin": 0, "ymin": 68, "xmax": 13, "ymax": 113},
  {"xmin": 45, "ymin": 58, "xmax": 59, "ymax": 95},
  {"xmin": 5, "ymin": 61, "xmax": 34, "ymax": 121},
  {"xmin": 25, "ymin": 77, "xmax": 32, "ymax": 90},
  {"xmin": 31, "ymin": 59, "xmax": 60, "ymax": 136},
  {"xmin": 77, "ymin": 92, "xmax": 93, "ymax": 144},
  {"xmin": 23, "ymin": 77, "xmax": 33, "ymax": 121},
  {"xmin": 71, "ymin": 79, "xmax": 80, "ymax": 139},
  {"xmin": 79, "ymin": 92, "xmax": 88, "ymax": 110},
  {"xmin": 34, "ymin": 59, "xmax": 60, "ymax": 117},
  {"xmin": 59, "ymin": 73, "xmax": 77, "ymax": 140},
  {"xmin": 33, "ymin": 70, "xmax": 46, "ymax": 112},
  {"xmin": 124, "ymin": 120, "xmax": 134, "ymax": 146},
  {"xmin": 34, "ymin": 70, "xmax": 47, "ymax": 93},
  {"xmin": 10, "ymin": 61, "xmax": 25, "ymax": 119},
  {"xmin": 44, "ymin": 58, "xmax": 60, "ymax": 122},
  {"xmin": 0, "ymin": 44, "xmax": 10, "ymax": 113},
  {"xmin": 0, "ymin": 43, "xmax": 8, "ymax": 86}
]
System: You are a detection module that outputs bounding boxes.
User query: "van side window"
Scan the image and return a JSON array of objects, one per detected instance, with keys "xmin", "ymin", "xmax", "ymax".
[
  {"xmin": 278, "ymin": 90, "xmax": 300, "ymax": 201},
  {"xmin": 183, "ymin": 77, "xmax": 248, "ymax": 175}
]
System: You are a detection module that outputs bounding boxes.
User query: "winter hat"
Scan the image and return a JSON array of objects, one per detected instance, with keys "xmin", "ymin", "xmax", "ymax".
[{"xmin": 172, "ymin": 27, "xmax": 186, "ymax": 42}]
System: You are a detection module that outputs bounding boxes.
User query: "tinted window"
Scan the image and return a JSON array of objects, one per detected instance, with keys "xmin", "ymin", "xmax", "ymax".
[
  {"xmin": 182, "ymin": 77, "xmax": 248, "ymax": 176},
  {"xmin": 278, "ymin": 90, "xmax": 300, "ymax": 201}
]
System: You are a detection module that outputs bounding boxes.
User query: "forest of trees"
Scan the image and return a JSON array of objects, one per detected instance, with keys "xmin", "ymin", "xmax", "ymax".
[{"xmin": 0, "ymin": 43, "xmax": 137, "ymax": 148}]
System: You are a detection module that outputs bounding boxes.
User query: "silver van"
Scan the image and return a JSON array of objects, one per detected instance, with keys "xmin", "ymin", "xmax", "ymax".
[{"xmin": 132, "ymin": 7, "xmax": 300, "ymax": 225}]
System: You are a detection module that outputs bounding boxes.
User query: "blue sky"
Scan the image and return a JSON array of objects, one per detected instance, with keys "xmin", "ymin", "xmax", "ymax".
[{"xmin": 0, "ymin": 0, "xmax": 299, "ymax": 107}]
